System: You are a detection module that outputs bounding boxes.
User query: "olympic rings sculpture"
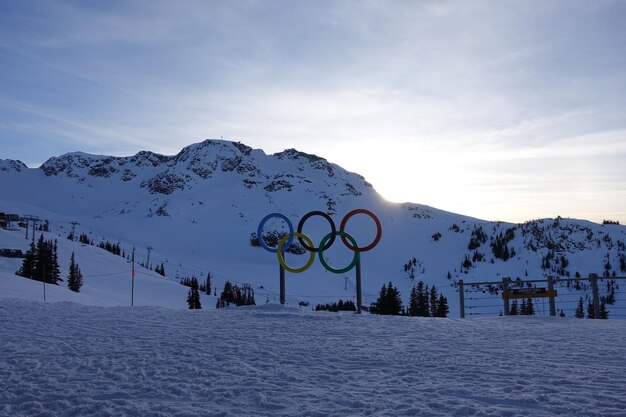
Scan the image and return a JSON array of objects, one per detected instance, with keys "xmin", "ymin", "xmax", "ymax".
[{"xmin": 257, "ymin": 209, "xmax": 382, "ymax": 274}]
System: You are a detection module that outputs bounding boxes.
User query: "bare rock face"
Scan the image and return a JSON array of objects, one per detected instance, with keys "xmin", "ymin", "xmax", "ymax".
[
  {"xmin": 141, "ymin": 171, "xmax": 192, "ymax": 195},
  {"xmin": 0, "ymin": 159, "xmax": 28, "ymax": 173},
  {"xmin": 33, "ymin": 139, "xmax": 375, "ymax": 199}
]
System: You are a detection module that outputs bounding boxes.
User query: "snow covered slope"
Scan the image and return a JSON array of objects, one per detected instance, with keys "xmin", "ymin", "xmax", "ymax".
[
  {"xmin": 0, "ymin": 227, "xmax": 203, "ymax": 309},
  {"xmin": 1, "ymin": 298, "xmax": 625, "ymax": 416},
  {"xmin": 1, "ymin": 139, "xmax": 625, "ymax": 315}
]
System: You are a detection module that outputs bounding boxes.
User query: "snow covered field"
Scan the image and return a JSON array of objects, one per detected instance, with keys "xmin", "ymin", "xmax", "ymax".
[{"xmin": 2, "ymin": 298, "xmax": 625, "ymax": 417}]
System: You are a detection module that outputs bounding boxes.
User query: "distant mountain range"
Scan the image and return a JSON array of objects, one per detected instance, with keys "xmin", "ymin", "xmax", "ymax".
[{"xmin": 2, "ymin": 139, "xmax": 625, "ymax": 314}]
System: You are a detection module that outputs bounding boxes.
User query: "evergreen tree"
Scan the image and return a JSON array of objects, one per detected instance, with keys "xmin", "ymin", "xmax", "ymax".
[
  {"xmin": 18, "ymin": 235, "xmax": 61, "ymax": 284},
  {"xmin": 575, "ymin": 297, "xmax": 585, "ymax": 318},
  {"xmin": 510, "ymin": 300, "xmax": 519, "ymax": 315},
  {"xmin": 205, "ymin": 272, "xmax": 212, "ymax": 295},
  {"xmin": 51, "ymin": 240, "xmax": 61, "ymax": 284},
  {"xmin": 33, "ymin": 234, "xmax": 47, "ymax": 282},
  {"xmin": 435, "ymin": 294, "xmax": 449, "ymax": 318},
  {"xmin": 429, "ymin": 285, "xmax": 438, "ymax": 317},
  {"xmin": 587, "ymin": 301, "xmax": 595, "ymax": 319},
  {"xmin": 16, "ymin": 242, "xmax": 36, "ymax": 279},
  {"xmin": 217, "ymin": 281, "xmax": 236, "ymax": 307},
  {"xmin": 599, "ymin": 301, "xmax": 609, "ymax": 319},
  {"xmin": 386, "ymin": 282, "xmax": 403, "ymax": 315},
  {"xmin": 67, "ymin": 252, "xmax": 83, "ymax": 292},
  {"xmin": 371, "ymin": 283, "xmax": 388, "ymax": 314},
  {"xmin": 416, "ymin": 281, "xmax": 429, "ymax": 317},
  {"xmin": 371, "ymin": 282, "xmax": 403, "ymax": 315},
  {"xmin": 524, "ymin": 298, "xmax": 535, "ymax": 316},
  {"xmin": 407, "ymin": 285, "xmax": 419, "ymax": 316},
  {"xmin": 186, "ymin": 277, "xmax": 201, "ymax": 309}
]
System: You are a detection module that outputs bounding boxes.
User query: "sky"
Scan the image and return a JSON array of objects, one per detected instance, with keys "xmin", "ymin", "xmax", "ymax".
[{"xmin": 1, "ymin": 0, "xmax": 625, "ymax": 224}]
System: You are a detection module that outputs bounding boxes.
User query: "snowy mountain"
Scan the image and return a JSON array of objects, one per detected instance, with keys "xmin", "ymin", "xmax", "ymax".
[{"xmin": 1, "ymin": 139, "xmax": 625, "ymax": 316}]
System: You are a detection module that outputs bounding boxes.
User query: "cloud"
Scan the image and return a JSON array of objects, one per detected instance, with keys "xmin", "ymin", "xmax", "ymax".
[{"xmin": 1, "ymin": 0, "xmax": 625, "ymax": 222}]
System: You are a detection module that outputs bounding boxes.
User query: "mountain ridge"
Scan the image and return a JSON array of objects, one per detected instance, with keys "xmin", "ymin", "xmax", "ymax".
[{"xmin": 2, "ymin": 138, "xmax": 625, "ymax": 315}]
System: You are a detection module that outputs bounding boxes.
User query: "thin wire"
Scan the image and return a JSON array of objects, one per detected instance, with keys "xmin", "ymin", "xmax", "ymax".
[
  {"xmin": 466, "ymin": 296, "xmax": 496, "ymax": 300},
  {"xmin": 85, "ymin": 270, "xmax": 132, "ymax": 278},
  {"xmin": 466, "ymin": 304, "xmax": 501, "ymax": 309}
]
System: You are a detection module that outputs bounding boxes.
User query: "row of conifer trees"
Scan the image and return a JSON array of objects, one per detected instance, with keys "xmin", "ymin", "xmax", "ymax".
[
  {"xmin": 370, "ymin": 281, "xmax": 449, "ymax": 317},
  {"xmin": 16, "ymin": 234, "xmax": 83, "ymax": 292}
]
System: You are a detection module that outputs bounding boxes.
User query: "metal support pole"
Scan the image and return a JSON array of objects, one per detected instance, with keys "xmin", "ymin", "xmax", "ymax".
[
  {"xmin": 355, "ymin": 257, "xmax": 362, "ymax": 314},
  {"xmin": 31, "ymin": 219, "xmax": 39, "ymax": 243},
  {"xmin": 70, "ymin": 221, "xmax": 80, "ymax": 240},
  {"xmin": 146, "ymin": 246, "xmax": 153, "ymax": 269},
  {"xmin": 590, "ymin": 273, "xmax": 600, "ymax": 319},
  {"xmin": 279, "ymin": 264, "xmax": 285, "ymax": 305},
  {"xmin": 502, "ymin": 278, "xmax": 510, "ymax": 316},
  {"xmin": 547, "ymin": 276, "xmax": 556, "ymax": 317},
  {"xmin": 459, "ymin": 279, "xmax": 465, "ymax": 318},
  {"xmin": 22, "ymin": 215, "xmax": 40, "ymax": 241}
]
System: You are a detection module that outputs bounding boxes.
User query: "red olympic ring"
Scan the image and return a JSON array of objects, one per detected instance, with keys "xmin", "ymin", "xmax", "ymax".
[{"xmin": 339, "ymin": 209, "xmax": 382, "ymax": 252}]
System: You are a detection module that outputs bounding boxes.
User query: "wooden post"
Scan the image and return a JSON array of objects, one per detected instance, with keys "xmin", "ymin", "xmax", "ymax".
[
  {"xmin": 459, "ymin": 279, "xmax": 465, "ymax": 318},
  {"xmin": 355, "ymin": 257, "xmax": 362, "ymax": 314},
  {"xmin": 547, "ymin": 276, "xmax": 556, "ymax": 317},
  {"xmin": 279, "ymin": 264, "xmax": 285, "ymax": 305},
  {"xmin": 590, "ymin": 273, "xmax": 600, "ymax": 319},
  {"xmin": 502, "ymin": 278, "xmax": 510, "ymax": 316}
]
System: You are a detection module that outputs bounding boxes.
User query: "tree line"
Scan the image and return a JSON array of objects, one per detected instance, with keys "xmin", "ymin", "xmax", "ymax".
[{"xmin": 370, "ymin": 281, "xmax": 449, "ymax": 317}]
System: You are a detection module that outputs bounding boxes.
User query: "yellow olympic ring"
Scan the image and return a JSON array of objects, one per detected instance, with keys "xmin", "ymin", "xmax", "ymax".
[{"xmin": 276, "ymin": 232, "xmax": 316, "ymax": 273}]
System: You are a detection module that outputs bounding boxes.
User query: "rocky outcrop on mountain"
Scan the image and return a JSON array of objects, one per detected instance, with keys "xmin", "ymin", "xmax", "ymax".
[
  {"xmin": 0, "ymin": 159, "xmax": 27, "ymax": 173},
  {"xmin": 141, "ymin": 171, "xmax": 192, "ymax": 195},
  {"xmin": 36, "ymin": 139, "xmax": 374, "ymax": 199}
]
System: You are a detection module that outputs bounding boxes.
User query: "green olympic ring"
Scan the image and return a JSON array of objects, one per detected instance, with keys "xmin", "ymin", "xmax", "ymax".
[
  {"xmin": 318, "ymin": 231, "xmax": 360, "ymax": 274},
  {"xmin": 277, "ymin": 232, "xmax": 316, "ymax": 273}
]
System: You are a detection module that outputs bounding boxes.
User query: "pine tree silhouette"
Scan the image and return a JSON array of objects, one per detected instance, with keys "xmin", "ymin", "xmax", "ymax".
[
  {"xmin": 575, "ymin": 297, "xmax": 585, "ymax": 318},
  {"xmin": 186, "ymin": 277, "xmax": 201, "ymax": 309},
  {"xmin": 371, "ymin": 282, "xmax": 403, "ymax": 315},
  {"xmin": 407, "ymin": 285, "xmax": 419, "ymax": 316},
  {"xmin": 205, "ymin": 272, "xmax": 212, "ymax": 295},
  {"xmin": 16, "ymin": 242, "xmax": 36, "ymax": 278},
  {"xmin": 67, "ymin": 252, "xmax": 83, "ymax": 292},
  {"xmin": 16, "ymin": 235, "xmax": 60, "ymax": 284},
  {"xmin": 416, "ymin": 281, "xmax": 429, "ymax": 317},
  {"xmin": 435, "ymin": 294, "xmax": 449, "ymax": 318},
  {"xmin": 587, "ymin": 301, "xmax": 595, "ymax": 319},
  {"xmin": 599, "ymin": 301, "xmax": 609, "ymax": 319},
  {"xmin": 429, "ymin": 285, "xmax": 438, "ymax": 317}
]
